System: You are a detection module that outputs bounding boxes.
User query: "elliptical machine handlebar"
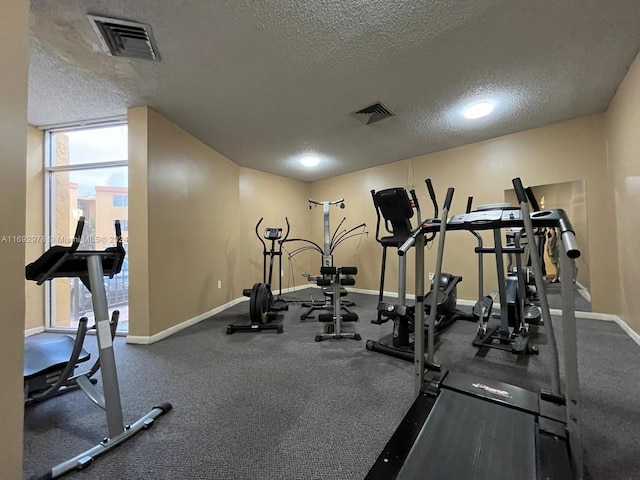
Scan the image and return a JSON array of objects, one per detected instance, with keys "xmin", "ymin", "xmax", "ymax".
[
  {"xmin": 465, "ymin": 196, "xmax": 474, "ymax": 214},
  {"xmin": 443, "ymin": 187, "xmax": 455, "ymax": 211},
  {"xmin": 409, "ymin": 189, "xmax": 421, "ymax": 224},
  {"xmin": 396, "ymin": 187, "xmax": 423, "ymax": 256},
  {"xmin": 281, "ymin": 217, "xmax": 291, "ymax": 244},
  {"xmin": 423, "ymin": 179, "xmax": 442, "ymax": 243},
  {"xmin": 398, "ymin": 186, "xmax": 454, "ymax": 256},
  {"xmin": 68, "ymin": 216, "xmax": 85, "ymax": 252},
  {"xmin": 254, "ymin": 217, "xmax": 267, "ymax": 252},
  {"xmin": 425, "ymin": 179, "xmax": 438, "ymax": 218},
  {"xmin": 398, "ymin": 227, "xmax": 420, "ymax": 256}
]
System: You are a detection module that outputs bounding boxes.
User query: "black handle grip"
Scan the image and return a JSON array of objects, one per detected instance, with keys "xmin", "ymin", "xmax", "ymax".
[
  {"xmin": 466, "ymin": 196, "xmax": 473, "ymax": 214},
  {"xmin": 71, "ymin": 217, "xmax": 85, "ymax": 249},
  {"xmin": 443, "ymin": 188, "xmax": 454, "ymax": 210},
  {"xmin": 425, "ymin": 178, "xmax": 438, "ymax": 217},
  {"xmin": 114, "ymin": 220, "xmax": 123, "ymax": 247},
  {"xmin": 525, "ymin": 187, "xmax": 541, "ymax": 212},
  {"xmin": 425, "ymin": 179, "xmax": 436, "ymax": 203},
  {"xmin": 512, "ymin": 178, "xmax": 527, "ymax": 203},
  {"xmin": 409, "ymin": 189, "xmax": 420, "ymax": 212}
]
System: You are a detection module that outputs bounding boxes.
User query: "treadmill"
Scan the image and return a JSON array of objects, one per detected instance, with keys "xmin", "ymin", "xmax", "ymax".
[{"xmin": 366, "ymin": 178, "xmax": 583, "ymax": 480}]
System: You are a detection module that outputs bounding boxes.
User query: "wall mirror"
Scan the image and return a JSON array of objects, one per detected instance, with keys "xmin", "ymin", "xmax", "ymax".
[{"xmin": 504, "ymin": 180, "xmax": 591, "ymax": 312}]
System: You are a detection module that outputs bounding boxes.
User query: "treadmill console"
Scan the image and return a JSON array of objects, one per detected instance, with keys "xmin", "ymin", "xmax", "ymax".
[{"xmin": 448, "ymin": 208, "xmax": 522, "ymax": 227}]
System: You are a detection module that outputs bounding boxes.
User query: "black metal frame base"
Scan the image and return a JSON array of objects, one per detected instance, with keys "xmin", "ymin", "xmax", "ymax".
[
  {"xmin": 226, "ymin": 322, "xmax": 283, "ymax": 334},
  {"xmin": 472, "ymin": 325, "xmax": 539, "ymax": 355}
]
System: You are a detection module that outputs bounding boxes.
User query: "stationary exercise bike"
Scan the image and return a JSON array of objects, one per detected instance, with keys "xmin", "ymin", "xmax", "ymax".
[{"xmin": 227, "ymin": 217, "xmax": 290, "ymax": 334}]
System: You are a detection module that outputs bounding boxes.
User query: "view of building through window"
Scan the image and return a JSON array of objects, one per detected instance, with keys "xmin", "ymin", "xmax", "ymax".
[{"xmin": 46, "ymin": 124, "xmax": 129, "ymax": 333}]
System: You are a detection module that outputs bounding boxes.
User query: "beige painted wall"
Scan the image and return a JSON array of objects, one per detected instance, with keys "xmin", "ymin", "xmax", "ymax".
[
  {"xmin": 310, "ymin": 161, "xmax": 411, "ymax": 297},
  {"xmin": 128, "ymin": 108, "xmax": 312, "ymax": 338},
  {"xmin": 128, "ymin": 107, "xmax": 151, "ymax": 336},
  {"xmin": 0, "ymin": 1, "xmax": 28, "ymax": 478},
  {"xmin": 606, "ymin": 50, "xmax": 640, "ymax": 334},
  {"xmin": 129, "ymin": 107, "xmax": 243, "ymax": 336},
  {"xmin": 25, "ymin": 126, "xmax": 45, "ymax": 332},
  {"xmin": 310, "ymin": 115, "xmax": 618, "ymax": 315},
  {"xmin": 238, "ymin": 168, "xmax": 311, "ymax": 294}
]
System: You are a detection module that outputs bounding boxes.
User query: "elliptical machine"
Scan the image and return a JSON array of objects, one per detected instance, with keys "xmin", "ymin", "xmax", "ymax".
[
  {"xmin": 227, "ymin": 217, "xmax": 289, "ymax": 334},
  {"xmin": 463, "ymin": 198, "xmax": 539, "ymax": 354},
  {"xmin": 366, "ymin": 180, "xmax": 468, "ymax": 362}
]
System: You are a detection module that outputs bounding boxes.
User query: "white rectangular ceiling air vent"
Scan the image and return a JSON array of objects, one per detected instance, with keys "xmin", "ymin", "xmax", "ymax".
[
  {"xmin": 351, "ymin": 101, "xmax": 395, "ymax": 125},
  {"xmin": 88, "ymin": 14, "xmax": 160, "ymax": 62}
]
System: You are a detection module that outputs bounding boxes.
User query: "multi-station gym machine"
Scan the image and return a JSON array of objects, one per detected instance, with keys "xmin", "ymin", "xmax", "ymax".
[{"xmin": 285, "ymin": 198, "xmax": 367, "ymax": 340}]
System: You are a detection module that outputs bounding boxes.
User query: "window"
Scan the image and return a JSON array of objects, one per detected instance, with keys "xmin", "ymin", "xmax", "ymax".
[
  {"xmin": 49, "ymin": 124, "xmax": 128, "ymax": 166},
  {"xmin": 45, "ymin": 123, "xmax": 129, "ymax": 334},
  {"xmin": 112, "ymin": 194, "xmax": 128, "ymax": 207},
  {"xmin": 121, "ymin": 220, "xmax": 129, "ymax": 231}
]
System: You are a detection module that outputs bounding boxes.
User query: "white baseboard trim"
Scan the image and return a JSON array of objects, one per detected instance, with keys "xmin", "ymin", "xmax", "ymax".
[
  {"xmin": 126, "ymin": 285, "xmax": 640, "ymax": 347},
  {"xmin": 348, "ymin": 288, "xmax": 640, "ymax": 344},
  {"xmin": 25, "ymin": 326, "xmax": 45, "ymax": 337},
  {"xmin": 126, "ymin": 284, "xmax": 312, "ymax": 345},
  {"xmin": 347, "ymin": 287, "xmax": 415, "ymax": 299},
  {"xmin": 126, "ymin": 297, "xmax": 246, "ymax": 345},
  {"xmin": 588, "ymin": 313, "xmax": 640, "ymax": 346}
]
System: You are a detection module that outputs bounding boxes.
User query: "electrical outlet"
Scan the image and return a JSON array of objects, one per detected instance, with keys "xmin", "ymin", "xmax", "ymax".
[
  {"xmin": 281, "ymin": 270, "xmax": 284, "ymax": 277},
  {"xmin": 428, "ymin": 272, "xmax": 435, "ymax": 281},
  {"xmin": 217, "ymin": 280, "xmax": 222, "ymax": 289}
]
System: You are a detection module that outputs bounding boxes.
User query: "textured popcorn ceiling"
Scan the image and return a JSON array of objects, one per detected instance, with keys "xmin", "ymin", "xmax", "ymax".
[{"xmin": 28, "ymin": 0, "xmax": 640, "ymax": 182}]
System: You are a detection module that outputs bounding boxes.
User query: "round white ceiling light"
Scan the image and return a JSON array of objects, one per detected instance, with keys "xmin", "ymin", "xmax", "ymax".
[
  {"xmin": 463, "ymin": 101, "xmax": 495, "ymax": 119},
  {"xmin": 300, "ymin": 156, "xmax": 320, "ymax": 167}
]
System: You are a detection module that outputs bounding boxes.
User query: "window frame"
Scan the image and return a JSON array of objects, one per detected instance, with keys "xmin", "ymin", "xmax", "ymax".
[{"xmin": 43, "ymin": 120, "xmax": 129, "ymax": 332}]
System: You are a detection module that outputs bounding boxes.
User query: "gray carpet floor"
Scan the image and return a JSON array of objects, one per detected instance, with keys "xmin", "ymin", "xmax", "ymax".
[{"xmin": 23, "ymin": 289, "xmax": 640, "ymax": 479}]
